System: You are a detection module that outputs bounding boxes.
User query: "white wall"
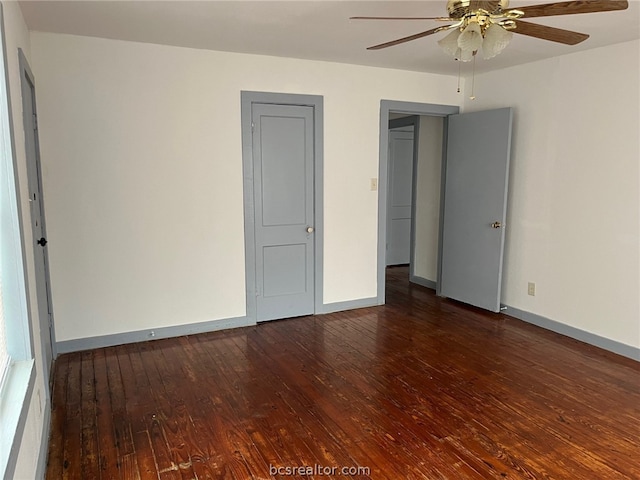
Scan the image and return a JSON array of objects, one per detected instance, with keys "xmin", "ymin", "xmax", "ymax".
[
  {"xmin": 413, "ymin": 116, "xmax": 443, "ymax": 282},
  {"xmin": 1, "ymin": 1, "xmax": 49, "ymax": 477},
  {"xmin": 31, "ymin": 31, "xmax": 639, "ymax": 352},
  {"xmin": 30, "ymin": 32, "xmax": 462, "ymax": 342},
  {"xmin": 463, "ymin": 40, "xmax": 640, "ymax": 349}
]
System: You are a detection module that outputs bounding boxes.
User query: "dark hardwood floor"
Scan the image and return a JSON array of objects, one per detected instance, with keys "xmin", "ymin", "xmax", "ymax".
[{"xmin": 46, "ymin": 267, "xmax": 640, "ymax": 479}]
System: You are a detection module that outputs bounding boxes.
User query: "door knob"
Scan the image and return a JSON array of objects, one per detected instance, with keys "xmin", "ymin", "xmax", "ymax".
[
  {"xmin": 37, "ymin": 237, "xmax": 48, "ymax": 246},
  {"xmin": 306, "ymin": 226, "xmax": 314, "ymax": 233},
  {"xmin": 491, "ymin": 222, "xmax": 502, "ymax": 229}
]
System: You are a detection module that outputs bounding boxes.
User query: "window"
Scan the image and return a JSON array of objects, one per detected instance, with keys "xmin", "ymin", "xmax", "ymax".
[
  {"xmin": 0, "ymin": 276, "xmax": 8, "ymax": 388},
  {"xmin": 0, "ymin": 4, "xmax": 37, "ymax": 478}
]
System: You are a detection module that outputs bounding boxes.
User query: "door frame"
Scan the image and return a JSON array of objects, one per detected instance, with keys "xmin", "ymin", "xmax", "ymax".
[
  {"xmin": 18, "ymin": 49, "xmax": 57, "ymax": 368},
  {"xmin": 377, "ymin": 100, "xmax": 459, "ymax": 304},
  {"xmin": 240, "ymin": 91, "xmax": 324, "ymax": 323}
]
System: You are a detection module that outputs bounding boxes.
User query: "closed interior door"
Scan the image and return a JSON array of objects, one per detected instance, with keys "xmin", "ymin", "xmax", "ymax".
[
  {"xmin": 252, "ymin": 104, "xmax": 315, "ymax": 321},
  {"xmin": 387, "ymin": 129, "xmax": 414, "ymax": 266},
  {"xmin": 440, "ymin": 108, "xmax": 513, "ymax": 312},
  {"xmin": 20, "ymin": 54, "xmax": 54, "ymax": 382}
]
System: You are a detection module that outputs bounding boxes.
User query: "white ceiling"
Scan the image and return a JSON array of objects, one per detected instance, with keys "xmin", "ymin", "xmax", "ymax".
[{"xmin": 18, "ymin": 0, "xmax": 640, "ymax": 75}]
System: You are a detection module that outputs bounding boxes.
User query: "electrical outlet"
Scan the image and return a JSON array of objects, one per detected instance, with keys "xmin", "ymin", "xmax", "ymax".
[
  {"xmin": 370, "ymin": 178, "xmax": 378, "ymax": 191},
  {"xmin": 528, "ymin": 282, "xmax": 536, "ymax": 296}
]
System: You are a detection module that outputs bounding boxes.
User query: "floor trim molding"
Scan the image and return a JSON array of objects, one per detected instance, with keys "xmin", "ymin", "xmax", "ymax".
[
  {"xmin": 56, "ymin": 316, "xmax": 254, "ymax": 354},
  {"xmin": 409, "ymin": 275, "xmax": 436, "ymax": 290},
  {"xmin": 321, "ymin": 297, "xmax": 379, "ymax": 315},
  {"xmin": 502, "ymin": 305, "xmax": 639, "ymax": 361},
  {"xmin": 56, "ymin": 302, "xmax": 639, "ymax": 362}
]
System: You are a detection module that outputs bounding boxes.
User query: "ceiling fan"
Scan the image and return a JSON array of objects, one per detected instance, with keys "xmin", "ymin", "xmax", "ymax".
[{"xmin": 351, "ymin": 0, "xmax": 629, "ymax": 61}]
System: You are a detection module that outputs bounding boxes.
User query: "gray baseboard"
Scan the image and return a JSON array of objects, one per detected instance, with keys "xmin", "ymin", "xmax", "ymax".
[
  {"xmin": 321, "ymin": 297, "xmax": 379, "ymax": 314},
  {"xmin": 57, "ymin": 302, "xmax": 639, "ymax": 363},
  {"xmin": 56, "ymin": 316, "xmax": 254, "ymax": 354},
  {"xmin": 409, "ymin": 275, "xmax": 436, "ymax": 290},
  {"xmin": 502, "ymin": 305, "xmax": 640, "ymax": 361},
  {"xmin": 56, "ymin": 295, "xmax": 384, "ymax": 354}
]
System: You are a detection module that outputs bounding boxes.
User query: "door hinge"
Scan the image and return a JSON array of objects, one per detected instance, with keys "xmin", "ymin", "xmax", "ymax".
[
  {"xmin": 32, "ymin": 113, "xmax": 38, "ymax": 131},
  {"xmin": 251, "ymin": 122, "xmax": 255, "ymax": 132}
]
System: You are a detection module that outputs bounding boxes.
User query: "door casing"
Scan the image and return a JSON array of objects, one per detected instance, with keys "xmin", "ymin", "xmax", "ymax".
[{"xmin": 241, "ymin": 91, "xmax": 324, "ymax": 323}]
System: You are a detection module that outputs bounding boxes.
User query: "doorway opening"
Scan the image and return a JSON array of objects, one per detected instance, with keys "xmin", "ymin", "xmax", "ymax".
[
  {"xmin": 379, "ymin": 102, "xmax": 513, "ymax": 313},
  {"xmin": 386, "ymin": 115, "xmax": 416, "ymax": 268},
  {"xmin": 377, "ymin": 101, "xmax": 459, "ymax": 305}
]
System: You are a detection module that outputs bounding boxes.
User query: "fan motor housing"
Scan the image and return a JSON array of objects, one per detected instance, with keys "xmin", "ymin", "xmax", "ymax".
[{"xmin": 446, "ymin": 0, "xmax": 509, "ymax": 18}]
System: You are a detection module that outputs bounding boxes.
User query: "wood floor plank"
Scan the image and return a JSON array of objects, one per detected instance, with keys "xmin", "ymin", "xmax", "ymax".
[
  {"xmin": 187, "ymin": 334, "xmax": 278, "ymax": 479},
  {"xmin": 154, "ymin": 339, "xmax": 236, "ymax": 479},
  {"xmin": 135, "ymin": 342, "xmax": 182, "ymax": 480},
  {"xmin": 46, "ymin": 353, "xmax": 69, "ymax": 479},
  {"xmin": 260, "ymin": 315, "xmax": 496, "ymax": 479},
  {"xmin": 47, "ymin": 267, "xmax": 640, "ymax": 479},
  {"xmin": 254, "ymin": 323, "xmax": 455, "ymax": 479},
  {"xmin": 141, "ymin": 342, "xmax": 198, "ymax": 480},
  {"xmin": 61, "ymin": 352, "xmax": 82, "ymax": 480},
  {"xmin": 117, "ymin": 345, "xmax": 159, "ymax": 480},
  {"xmin": 93, "ymin": 348, "xmax": 120, "ymax": 480},
  {"xmin": 105, "ymin": 346, "xmax": 138, "ymax": 479},
  {"xmin": 80, "ymin": 351, "xmax": 100, "ymax": 480},
  {"xmin": 222, "ymin": 332, "xmax": 378, "ymax": 479},
  {"xmin": 246, "ymin": 322, "xmax": 398, "ymax": 477}
]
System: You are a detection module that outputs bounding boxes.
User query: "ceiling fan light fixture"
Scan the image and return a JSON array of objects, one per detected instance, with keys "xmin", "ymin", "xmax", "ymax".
[
  {"xmin": 354, "ymin": 0, "xmax": 629, "ymax": 68},
  {"xmin": 457, "ymin": 47, "xmax": 476, "ymax": 62},
  {"xmin": 437, "ymin": 27, "xmax": 462, "ymax": 56},
  {"xmin": 457, "ymin": 21, "xmax": 483, "ymax": 52},
  {"xmin": 482, "ymin": 23, "xmax": 513, "ymax": 59}
]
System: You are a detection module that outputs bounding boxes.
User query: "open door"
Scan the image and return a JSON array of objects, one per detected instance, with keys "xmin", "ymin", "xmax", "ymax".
[
  {"xmin": 439, "ymin": 108, "xmax": 513, "ymax": 312},
  {"xmin": 19, "ymin": 49, "xmax": 56, "ymax": 384}
]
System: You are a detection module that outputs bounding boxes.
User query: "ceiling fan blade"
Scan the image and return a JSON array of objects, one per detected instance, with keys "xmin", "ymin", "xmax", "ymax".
[
  {"xmin": 514, "ymin": 20, "xmax": 589, "ymax": 45},
  {"xmin": 367, "ymin": 25, "xmax": 455, "ymax": 50},
  {"xmin": 516, "ymin": 0, "xmax": 628, "ymax": 18},
  {"xmin": 350, "ymin": 16, "xmax": 451, "ymax": 21}
]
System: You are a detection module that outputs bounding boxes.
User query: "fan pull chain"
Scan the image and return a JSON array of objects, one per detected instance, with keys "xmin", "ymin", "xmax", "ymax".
[
  {"xmin": 456, "ymin": 59, "xmax": 461, "ymax": 93},
  {"xmin": 469, "ymin": 54, "xmax": 477, "ymax": 100}
]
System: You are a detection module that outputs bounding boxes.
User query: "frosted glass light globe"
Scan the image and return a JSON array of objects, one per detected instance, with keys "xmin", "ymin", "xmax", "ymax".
[
  {"xmin": 457, "ymin": 22, "xmax": 483, "ymax": 53},
  {"xmin": 482, "ymin": 23, "xmax": 513, "ymax": 59}
]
